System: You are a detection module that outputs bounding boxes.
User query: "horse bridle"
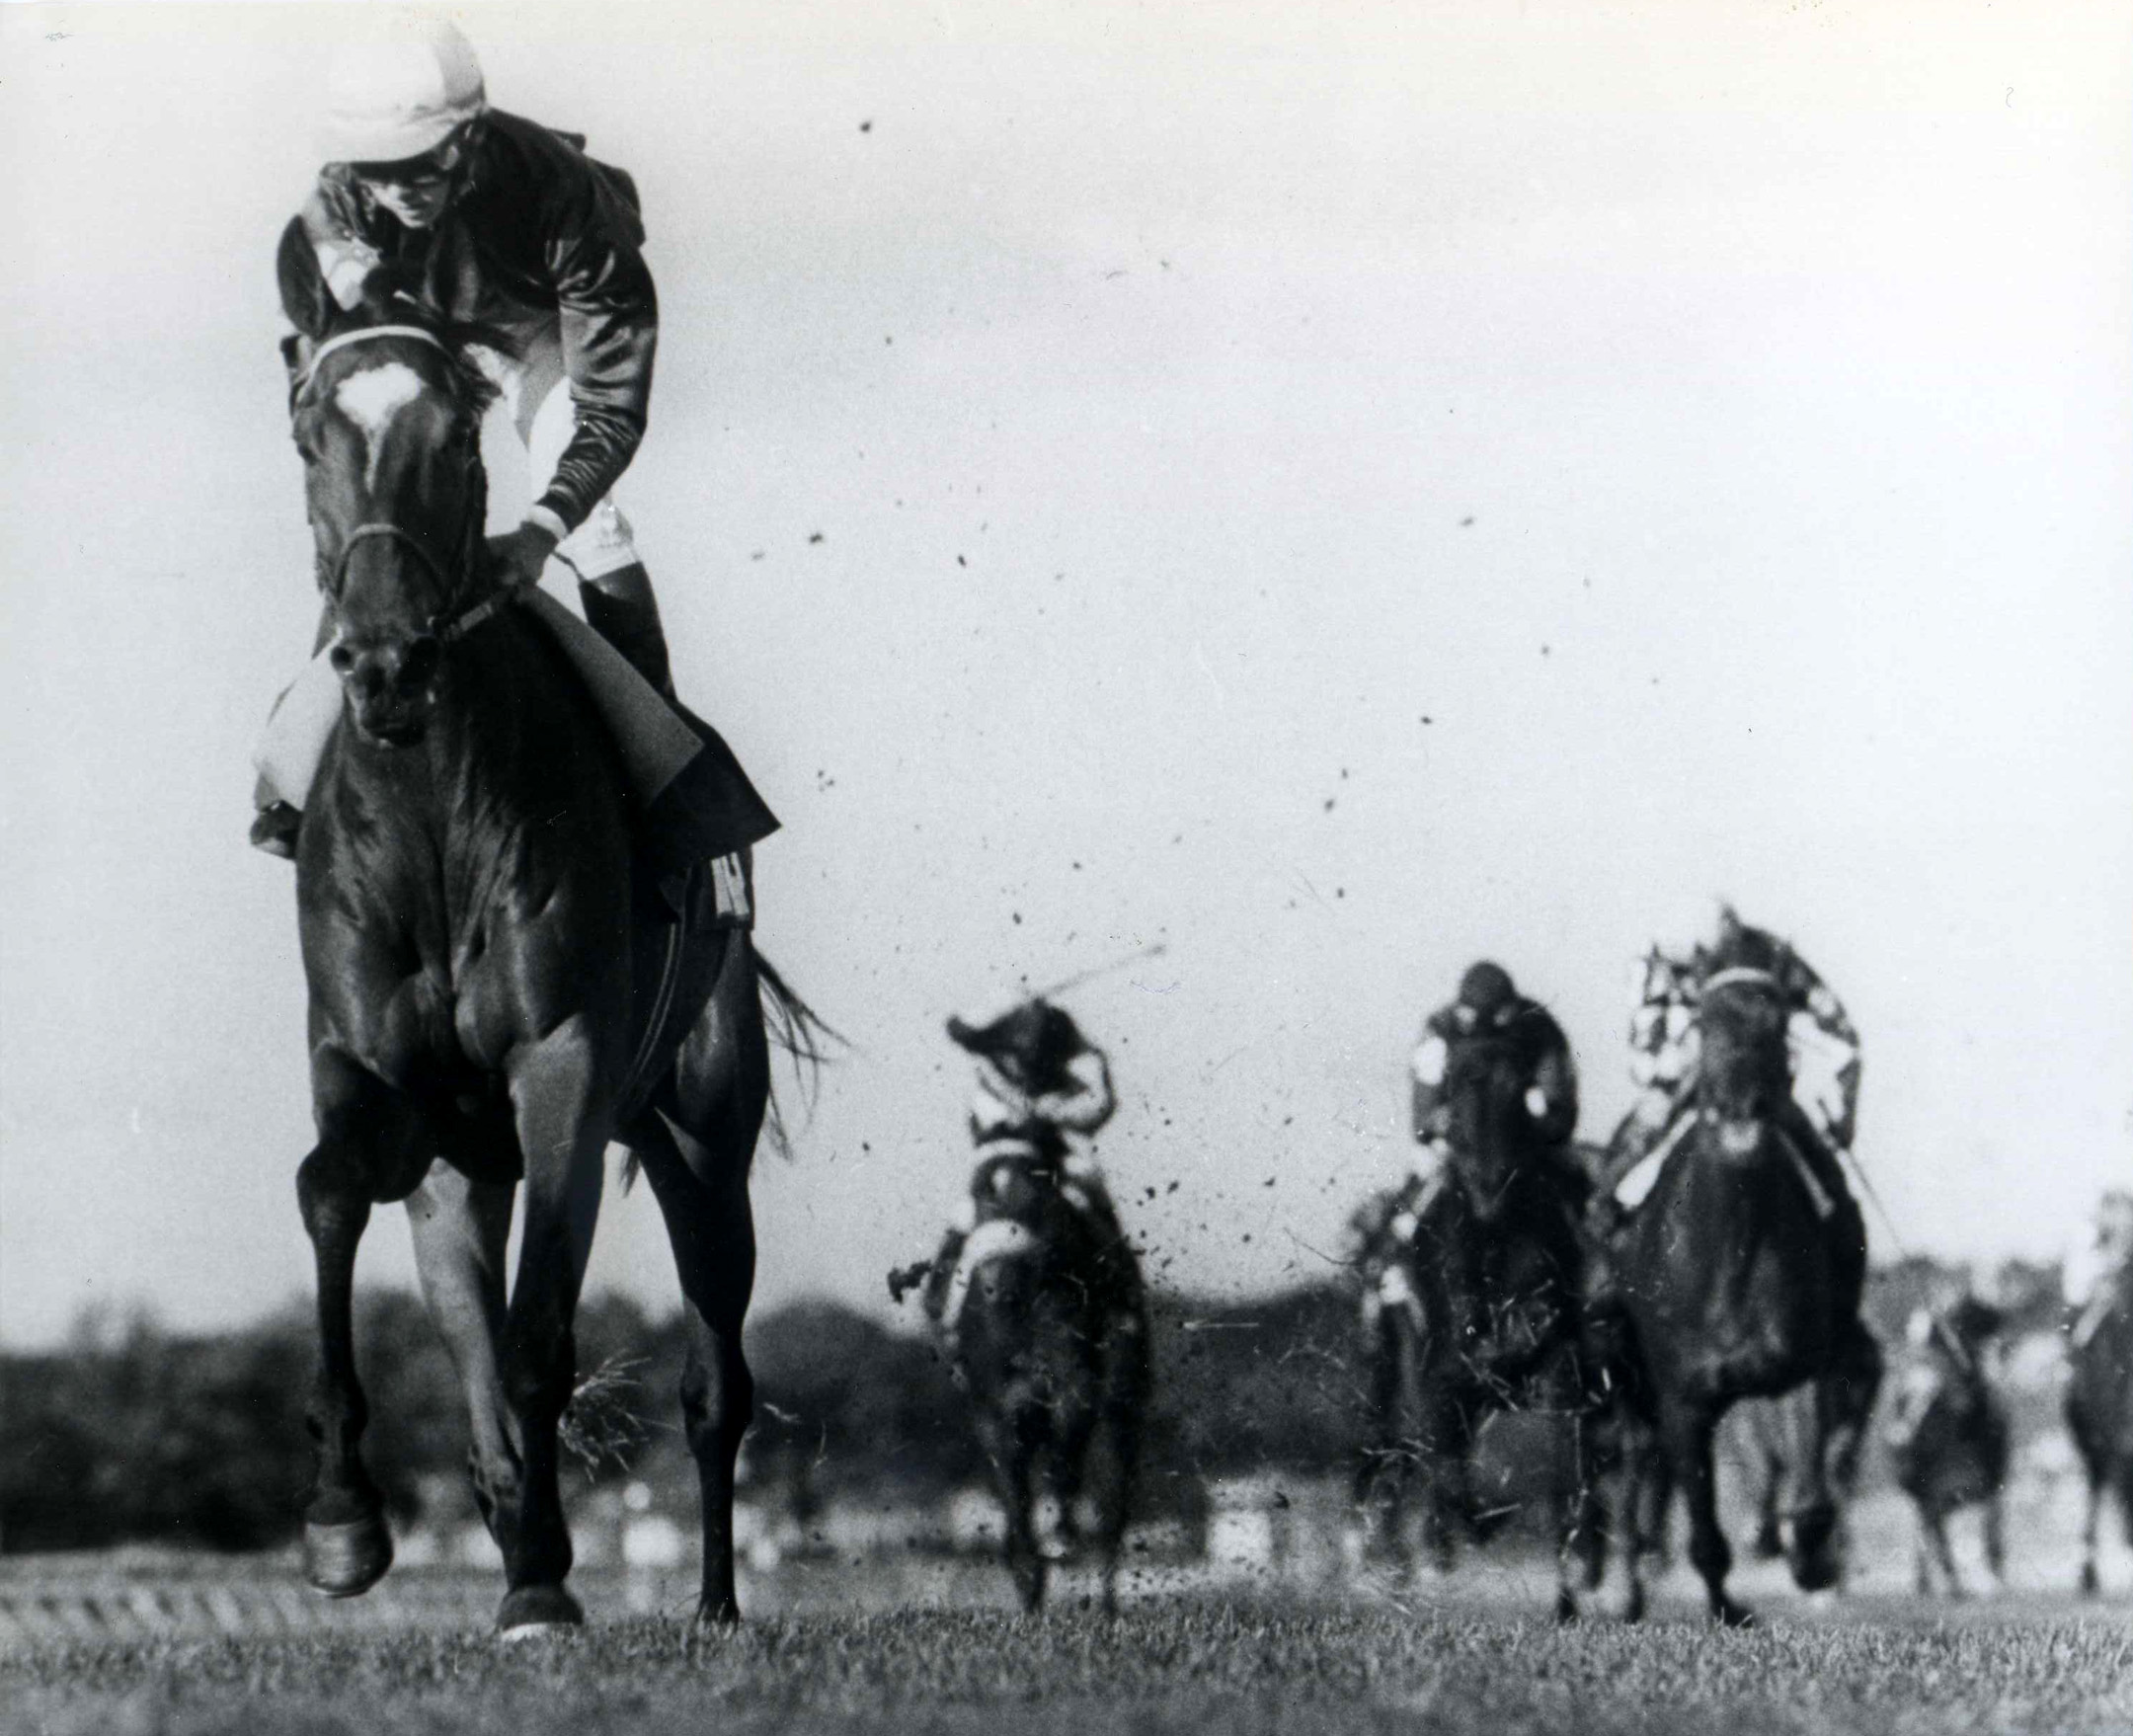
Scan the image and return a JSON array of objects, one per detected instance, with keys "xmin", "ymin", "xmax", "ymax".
[
  {"xmin": 1699, "ymin": 965, "xmax": 1782, "ymax": 999},
  {"xmin": 292, "ymin": 325, "xmax": 493, "ymax": 639}
]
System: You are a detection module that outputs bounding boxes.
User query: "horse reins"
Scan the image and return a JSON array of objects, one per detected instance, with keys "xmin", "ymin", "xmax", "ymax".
[{"xmin": 292, "ymin": 325, "xmax": 495, "ymax": 639}]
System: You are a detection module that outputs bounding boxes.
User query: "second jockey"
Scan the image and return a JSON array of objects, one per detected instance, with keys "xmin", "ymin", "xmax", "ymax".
[
  {"xmin": 255, "ymin": 12, "xmax": 774, "ymax": 883},
  {"xmin": 1408, "ymin": 960, "xmax": 1582, "ymax": 1194}
]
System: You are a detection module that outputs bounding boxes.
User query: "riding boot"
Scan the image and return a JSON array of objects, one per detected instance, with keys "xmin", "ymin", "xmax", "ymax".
[{"xmin": 576, "ymin": 568, "xmax": 673, "ymax": 698}]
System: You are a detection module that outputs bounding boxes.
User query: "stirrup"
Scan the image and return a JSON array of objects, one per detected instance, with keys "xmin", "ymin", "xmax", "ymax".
[{"xmin": 250, "ymin": 802, "xmax": 302, "ymax": 860}]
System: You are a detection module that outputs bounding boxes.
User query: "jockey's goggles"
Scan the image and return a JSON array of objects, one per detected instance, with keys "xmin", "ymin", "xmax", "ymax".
[{"xmin": 352, "ymin": 127, "xmax": 471, "ymax": 193}]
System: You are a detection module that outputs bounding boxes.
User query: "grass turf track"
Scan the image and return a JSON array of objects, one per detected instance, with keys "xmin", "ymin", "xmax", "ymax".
[{"xmin": 6, "ymin": 1594, "xmax": 2132, "ymax": 1736}]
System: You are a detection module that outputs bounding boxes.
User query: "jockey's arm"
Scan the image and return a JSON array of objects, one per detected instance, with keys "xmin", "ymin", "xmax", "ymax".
[
  {"xmin": 528, "ymin": 145, "xmax": 658, "ymax": 542},
  {"xmin": 1410, "ymin": 1029, "xmax": 1450, "ymax": 1145},
  {"xmin": 1037, "ymin": 1048, "xmax": 1116, "ymax": 1136},
  {"xmin": 1526, "ymin": 1034, "xmax": 1579, "ymax": 1146}
]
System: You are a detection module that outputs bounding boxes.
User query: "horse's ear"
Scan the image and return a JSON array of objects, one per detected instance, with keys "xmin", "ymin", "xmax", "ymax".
[{"xmin": 276, "ymin": 217, "xmax": 337, "ymax": 342}]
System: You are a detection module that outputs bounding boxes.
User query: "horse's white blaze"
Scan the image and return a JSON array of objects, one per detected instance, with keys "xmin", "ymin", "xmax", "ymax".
[{"xmin": 333, "ymin": 361, "xmax": 427, "ymax": 493}]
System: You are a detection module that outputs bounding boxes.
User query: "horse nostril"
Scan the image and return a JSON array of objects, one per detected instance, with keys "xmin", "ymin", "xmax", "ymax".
[
  {"xmin": 329, "ymin": 644, "xmax": 355, "ymax": 675},
  {"xmin": 402, "ymin": 635, "xmax": 441, "ymax": 687}
]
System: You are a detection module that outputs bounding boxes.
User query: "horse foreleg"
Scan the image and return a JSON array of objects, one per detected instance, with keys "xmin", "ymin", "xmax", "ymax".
[
  {"xmin": 2079, "ymin": 1470, "xmax": 2103, "ymax": 1597},
  {"xmin": 634, "ymin": 1111, "xmax": 760, "ymax": 1625},
  {"xmin": 1417, "ymin": 1384, "xmax": 1476, "ymax": 1577},
  {"xmin": 1778, "ymin": 1379, "xmax": 1843, "ymax": 1595},
  {"xmin": 977, "ymin": 1408, "xmax": 1048, "ymax": 1613},
  {"xmin": 405, "ymin": 1160, "xmax": 517, "ymax": 1541},
  {"xmin": 1981, "ymin": 1493, "xmax": 2007, "ymax": 1594},
  {"xmin": 1620, "ymin": 1415, "xmax": 1669, "ymax": 1623},
  {"xmin": 1926, "ymin": 1504, "xmax": 1965, "ymax": 1600},
  {"xmin": 1093, "ymin": 1311, "xmax": 1150, "ymax": 1615},
  {"xmin": 296, "ymin": 1139, "xmax": 392, "ymax": 1597},
  {"xmin": 494, "ymin": 1016, "xmax": 610, "ymax": 1635},
  {"xmin": 1666, "ymin": 1399, "xmax": 1747, "ymax": 1626}
]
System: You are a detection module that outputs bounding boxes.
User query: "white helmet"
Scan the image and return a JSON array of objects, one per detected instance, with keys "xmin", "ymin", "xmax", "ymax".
[{"xmin": 318, "ymin": 11, "xmax": 486, "ymax": 166}]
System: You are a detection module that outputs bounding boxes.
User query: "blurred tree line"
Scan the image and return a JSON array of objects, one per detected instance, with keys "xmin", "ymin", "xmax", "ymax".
[{"xmin": 0, "ymin": 1256, "xmax": 2070, "ymax": 1555}]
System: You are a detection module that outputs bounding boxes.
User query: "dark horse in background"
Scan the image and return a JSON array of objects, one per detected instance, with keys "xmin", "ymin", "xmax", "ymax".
[
  {"xmin": 279, "ymin": 297, "xmax": 820, "ymax": 1634},
  {"xmin": 1352, "ymin": 1016, "xmax": 1604, "ymax": 1619},
  {"xmin": 922, "ymin": 1148, "xmax": 1149, "ymax": 1612},
  {"xmin": 2066, "ymin": 1267, "xmax": 2133, "ymax": 1597},
  {"xmin": 1610, "ymin": 962, "xmax": 1875, "ymax": 1624},
  {"xmin": 1884, "ymin": 1302, "xmax": 2009, "ymax": 1598}
]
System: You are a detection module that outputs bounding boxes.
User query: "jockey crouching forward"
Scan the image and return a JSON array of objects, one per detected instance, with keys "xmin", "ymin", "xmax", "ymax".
[
  {"xmin": 253, "ymin": 13, "xmax": 774, "ymax": 889},
  {"xmin": 2064, "ymin": 1188, "xmax": 2133, "ymax": 1350},
  {"xmin": 1598, "ymin": 908, "xmax": 1859, "ymax": 1231},
  {"xmin": 917, "ymin": 998, "xmax": 1139, "ymax": 1325},
  {"xmin": 1408, "ymin": 961, "xmax": 1583, "ymax": 1203}
]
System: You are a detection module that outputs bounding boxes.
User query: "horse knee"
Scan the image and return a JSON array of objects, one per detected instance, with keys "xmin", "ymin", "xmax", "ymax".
[{"xmin": 502, "ymin": 1327, "xmax": 575, "ymax": 1428}]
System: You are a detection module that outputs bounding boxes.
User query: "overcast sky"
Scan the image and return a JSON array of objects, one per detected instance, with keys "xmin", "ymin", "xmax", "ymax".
[{"xmin": 3, "ymin": 0, "xmax": 2128, "ymax": 1348}]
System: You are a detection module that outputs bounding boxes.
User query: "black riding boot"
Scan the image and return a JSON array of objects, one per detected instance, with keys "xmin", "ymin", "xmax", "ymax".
[{"xmin": 577, "ymin": 569, "xmax": 673, "ymax": 697}]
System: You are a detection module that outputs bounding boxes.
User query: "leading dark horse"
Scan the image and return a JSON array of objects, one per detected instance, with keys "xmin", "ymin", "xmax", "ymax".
[
  {"xmin": 1610, "ymin": 963, "xmax": 1875, "ymax": 1624},
  {"xmin": 280, "ymin": 300, "xmax": 817, "ymax": 1634},
  {"xmin": 1353, "ymin": 1014, "xmax": 1604, "ymax": 1619},
  {"xmin": 2067, "ymin": 1270, "xmax": 2133, "ymax": 1597},
  {"xmin": 923, "ymin": 1149, "xmax": 1149, "ymax": 1613}
]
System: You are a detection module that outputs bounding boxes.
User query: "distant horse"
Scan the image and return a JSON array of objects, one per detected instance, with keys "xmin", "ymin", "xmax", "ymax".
[
  {"xmin": 278, "ymin": 300, "xmax": 820, "ymax": 1634},
  {"xmin": 1611, "ymin": 964, "xmax": 1875, "ymax": 1624},
  {"xmin": 1352, "ymin": 1016, "xmax": 1604, "ymax": 1619},
  {"xmin": 925, "ymin": 1149, "xmax": 1149, "ymax": 1612},
  {"xmin": 2066, "ymin": 1272, "xmax": 2133, "ymax": 1597},
  {"xmin": 1732, "ymin": 1324, "xmax": 1884, "ymax": 1589},
  {"xmin": 1884, "ymin": 1311, "xmax": 2009, "ymax": 1598}
]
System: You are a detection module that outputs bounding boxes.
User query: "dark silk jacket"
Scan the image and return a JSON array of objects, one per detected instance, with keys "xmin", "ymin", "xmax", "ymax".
[{"xmin": 292, "ymin": 111, "xmax": 657, "ymax": 534}]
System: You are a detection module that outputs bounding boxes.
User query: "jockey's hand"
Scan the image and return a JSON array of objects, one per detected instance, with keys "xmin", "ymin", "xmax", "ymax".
[{"xmin": 487, "ymin": 521, "xmax": 559, "ymax": 592}]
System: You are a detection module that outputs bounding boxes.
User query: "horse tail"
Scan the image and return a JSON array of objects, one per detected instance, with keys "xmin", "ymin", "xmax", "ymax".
[{"xmin": 754, "ymin": 951, "xmax": 844, "ymax": 1160}]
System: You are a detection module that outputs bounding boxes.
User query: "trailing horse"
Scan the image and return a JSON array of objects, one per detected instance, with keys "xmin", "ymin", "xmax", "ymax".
[
  {"xmin": 2066, "ymin": 1270, "xmax": 2133, "ymax": 1597},
  {"xmin": 923, "ymin": 1149, "xmax": 1149, "ymax": 1613},
  {"xmin": 1609, "ymin": 963, "xmax": 1876, "ymax": 1624},
  {"xmin": 1352, "ymin": 1014, "xmax": 1604, "ymax": 1620},
  {"xmin": 1885, "ymin": 1313, "xmax": 2008, "ymax": 1598},
  {"xmin": 279, "ymin": 305, "xmax": 822, "ymax": 1634}
]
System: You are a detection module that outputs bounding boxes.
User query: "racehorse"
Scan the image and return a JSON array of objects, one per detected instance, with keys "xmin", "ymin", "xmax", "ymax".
[
  {"xmin": 2066, "ymin": 1269, "xmax": 2133, "ymax": 1597},
  {"xmin": 278, "ymin": 294, "xmax": 821, "ymax": 1635},
  {"xmin": 1610, "ymin": 963, "xmax": 1875, "ymax": 1624},
  {"xmin": 1352, "ymin": 1016, "xmax": 1604, "ymax": 1620},
  {"xmin": 1885, "ymin": 1311, "xmax": 2009, "ymax": 1598},
  {"xmin": 924, "ymin": 1149, "xmax": 1149, "ymax": 1613}
]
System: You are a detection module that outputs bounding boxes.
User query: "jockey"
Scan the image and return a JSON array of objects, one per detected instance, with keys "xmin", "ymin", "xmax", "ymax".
[
  {"xmin": 1599, "ymin": 907, "xmax": 1858, "ymax": 1222},
  {"xmin": 253, "ymin": 11, "xmax": 774, "ymax": 879},
  {"xmin": 2064, "ymin": 1188, "xmax": 2133, "ymax": 1349},
  {"xmin": 1408, "ymin": 960, "xmax": 1581, "ymax": 1187},
  {"xmin": 911, "ymin": 996, "xmax": 1136, "ymax": 1324},
  {"xmin": 944, "ymin": 996, "xmax": 1125, "ymax": 1233}
]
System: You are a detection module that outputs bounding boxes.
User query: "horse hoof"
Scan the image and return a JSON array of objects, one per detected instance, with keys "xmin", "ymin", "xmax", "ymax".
[
  {"xmin": 1715, "ymin": 1597, "xmax": 1756, "ymax": 1629},
  {"xmin": 304, "ymin": 1515, "xmax": 394, "ymax": 1599},
  {"xmin": 498, "ymin": 1584, "xmax": 584, "ymax": 1638},
  {"xmin": 2079, "ymin": 1562, "xmax": 2099, "ymax": 1599},
  {"xmin": 1554, "ymin": 1588, "xmax": 1580, "ymax": 1624}
]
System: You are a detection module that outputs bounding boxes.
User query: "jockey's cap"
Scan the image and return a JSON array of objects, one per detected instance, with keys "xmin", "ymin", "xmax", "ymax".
[
  {"xmin": 319, "ymin": 11, "xmax": 487, "ymax": 166},
  {"xmin": 1457, "ymin": 960, "xmax": 1518, "ymax": 1022},
  {"xmin": 947, "ymin": 997, "xmax": 1081, "ymax": 1093}
]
